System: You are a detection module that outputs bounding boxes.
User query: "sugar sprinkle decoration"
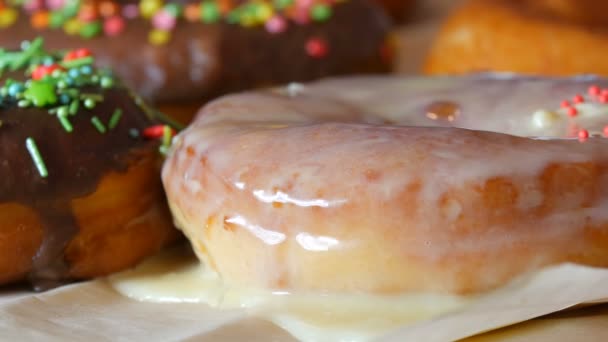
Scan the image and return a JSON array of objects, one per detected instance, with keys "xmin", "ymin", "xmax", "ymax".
[
  {"xmin": 0, "ymin": 0, "xmax": 343, "ymax": 45},
  {"xmin": 25, "ymin": 137, "xmax": 48, "ymax": 178},
  {"xmin": 557, "ymin": 84, "xmax": 608, "ymax": 142},
  {"xmin": 1, "ymin": 38, "xmax": 177, "ymax": 179}
]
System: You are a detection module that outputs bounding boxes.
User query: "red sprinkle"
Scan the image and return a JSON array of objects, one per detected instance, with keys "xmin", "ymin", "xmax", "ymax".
[
  {"xmin": 588, "ymin": 85, "xmax": 601, "ymax": 96},
  {"xmin": 599, "ymin": 94, "xmax": 608, "ymax": 103},
  {"xmin": 143, "ymin": 125, "xmax": 175, "ymax": 139},
  {"xmin": 104, "ymin": 16, "xmax": 125, "ymax": 36},
  {"xmin": 32, "ymin": 64, "xmax": 63, "ymax": 80},
  {"xmin": 305, "ymin": 37, "xmax": 328, "ymax": 58},
  {"xmin": 604, "ymin": 126, "xmax": 608, "ymax": 137},
  {"xmin": 566, "ymin": 106, "xmax": 578, "ymax": 117},
  {"xmin": 63, "ymin": 48, "xmax": 93, "ymax": 61},
  {"xmin": 560, "ymin": 100, "xmax": 571, "ymax": 108},
  {"xmin": 578, "ymin": 129, "xmax": 589, "ymax": 142},
  {"xmin": 572, "ymin": 94, "xmax": 584, "ymax": 104}
]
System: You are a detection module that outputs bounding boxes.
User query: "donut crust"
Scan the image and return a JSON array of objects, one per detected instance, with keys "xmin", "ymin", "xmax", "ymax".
[
  {"xmin": 0, "ymin": 151, "xmax": 179, "ymax": 285},
  {"xmin": 424, "ymin": 0, "xmax": 608, "ymax": 76}
]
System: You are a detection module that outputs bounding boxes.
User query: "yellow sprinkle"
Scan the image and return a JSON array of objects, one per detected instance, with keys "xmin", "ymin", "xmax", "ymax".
[
  {"xmin": 139, "ymin": 0, "xmax": 162, "ymax": 19},
  {"xmin": 0, "ymin": 8, "xmax": 19, "ymax": 28},
  {"xmin": 239, "ymin": 13, "xmax": 257, "ymax": 27},
  {"xmin": 63, "ymin": 18, "xmax": 82, "ymax": 35},
  {"xmin": 255, "ymin": 4, "xmax": 274, "ymax": 22},
  {"xmin": 148, "ymin": 29, "xmax": 170, "ymax": 45}
]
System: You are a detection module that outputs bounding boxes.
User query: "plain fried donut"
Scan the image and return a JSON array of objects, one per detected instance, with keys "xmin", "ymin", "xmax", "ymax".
[
  {"xmin": 162, "ymin": 75, "xmax": 608, "ymax": 295},
  {"xmin": 424, "ymin": 0, "xmax": 608, "ymax": 76}
]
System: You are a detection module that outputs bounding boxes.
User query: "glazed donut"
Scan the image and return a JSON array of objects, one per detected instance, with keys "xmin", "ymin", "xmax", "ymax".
[
  {"xmin": 424, "ymin": 0, "xmax": 608, "ymax": 76},
  {"xmin": 0, "ymin": 0, "xmax": 393, "ymax": 122},
  {"xmin": 163, "ymin": 75, "xmax": 608, "ymax": 295},
  {"xmin": 0, "ymin": 40, "xmax": 179, "ymax": 290}
]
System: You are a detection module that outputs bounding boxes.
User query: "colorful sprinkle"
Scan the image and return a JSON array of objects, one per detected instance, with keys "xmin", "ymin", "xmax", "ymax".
[
  {"xmin": 1, "ymin": 0, "xmax": 342, "ymax": 45},
  {"xmin": 108, "ymin": 108, "xmax": 123, "ymax": 129},
  {"xmin": 25, "ymin": 137, "xmax": 48, "ymax": 178},
  {"xmin": 265, "ymin": 15, "xmax": 286, "ymax": 34},
  {"xmin": 578, "ymin": 129, "xmax": 589, "ymax": 142},
  {"xmin": 588, "ymin": 85, "xmax": 600, "ymax": 97},
  {"xmin": 90, "ymin": 116, "xmax": 106, "ymax": 133},
  {"xmin": 305, "ymin": 37, "xmax": 328, "ymax": 58}
]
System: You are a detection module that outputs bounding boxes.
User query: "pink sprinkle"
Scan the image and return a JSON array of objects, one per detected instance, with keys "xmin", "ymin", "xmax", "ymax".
[
  {"xmin": 104, "ymin": 16, "xmax": 125, "ymax": 36},
  {"xmin": 588, "ymin": 85, "xmax": 600, "ymax": 96},
  {"xmin": 578, "ymin": 129, "xmax": 589, "ymax": 142},
  {"xmin": 560, "ymin": 100, "xmax": 571, "ymax": 108},
  {"xmin": 573, "ymin": 94, "xmax": 584, "ymax": 104},
  {"xmin": 296, "ymin": 0, "xmax": 314, "ymax": 8},
  {"xmin": 152, "ymin": 10, "xmax": 176, "ymax": 30},
  {"xmin": 567, "ymin": 106, "xmax": 578, "ymax": 117},
  {"xmin": 45, "ymin": 0, "xmax": 65, "ymax": 10},
  {"xmin": 265, "ymin": 16, "xmax": 287, "ymax": 34},
  {"xmin": 122, "ymin": 4, "xmax": 139, "ymax": 19},
  {"xmin": 604, "ymin": 126, "xmax": 608, "ymax": 137},
  {"xmin": 292, "ymin": 8, "xmax": 311, "ymax": 25},
  {"xmin": 24, "ymin": 0, "xmax": 43, "ymax": 12}
]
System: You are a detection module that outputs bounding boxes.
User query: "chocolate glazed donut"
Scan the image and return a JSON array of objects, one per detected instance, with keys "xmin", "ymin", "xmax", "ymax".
[
  {"xmin": 0, "ymin": 0, "xmax": 393, "ymax": 122},
  {"xmin": 0, "ymin": 41, "xmax": 179, "ymax": 290}
]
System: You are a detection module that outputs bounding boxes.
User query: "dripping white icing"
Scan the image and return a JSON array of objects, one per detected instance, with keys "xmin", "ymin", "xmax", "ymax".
[{"xmin": 109, "ymin": 249, "xmax": 471, "ymax": 342}]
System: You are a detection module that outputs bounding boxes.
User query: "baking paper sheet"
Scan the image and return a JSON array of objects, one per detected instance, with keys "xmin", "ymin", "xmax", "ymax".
[{"xmin": 1, "ymin": 263, "xmax": 608, "ymax": 341}]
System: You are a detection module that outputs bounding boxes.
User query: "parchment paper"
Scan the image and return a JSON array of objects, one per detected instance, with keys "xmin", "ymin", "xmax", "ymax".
[{"xmin": 1, "ymin": 263, "xmax": 608, "ymax": 341}]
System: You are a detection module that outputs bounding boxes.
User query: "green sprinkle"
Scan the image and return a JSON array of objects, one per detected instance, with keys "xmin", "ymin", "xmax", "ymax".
[
  {"xmin": 91, "ymin": 116, "xmax": 106, "ymax": 133},
  {"xmin": 201, "ymin": 1, "xmax": 221, "ymax": 23},
  {"xmin": 84, "ymin": 98, "xmax": 96, "ymax": 109},
  {"xmin": 49, "ymin": 12, "xmax": 66, "ymax": 28},
  {"xmin": 100, "ymin": 76, "xmax": 114, "ymax": 89},
  {"xmin": 17, "ymin": 99, "xmax": 31, "ymax": 107},
  {"xmin": 108, "ymin": 108, "xmax": 123, "ymax": 130},
  {"xmin": 23, "ymin": 80, "xmax": 57, "ymax": 107},
  {"xmin": 164, "ymin": 3, "xmax": 182, "ymax": 16},
  {"xmin": 56, "ymin": 106, "xmax": 69, "ymax": 117},
  {"xmin": 310, "ymin": 4, "xmax": 332, "ymax": 22},
  {"xmin": 81, "ymin": 93, "xmax": 103, "ymax": 101},
  {"xmin": 162, "ymin": 125, "xmax": 172, "ymax": 147},
  {"xmin": 79, "ymin": 22, "xmax": 102, "ymax": 39},
  {"xmin": 60, "ymin": 56, "xmax": 94, "ymax": 69},
  {"xmin": 68, "ymin": 100, "xmax": 79, "ymax": 115},
  {"xmin": 58, "ymin": 115, "xmax": 73, "ymax": 133},
  {"xmin": 274, "ymin": 0, "xmax": 294, "ymax": 9},
  {"xmin": 159, "ymin": 145, "xmax": 170, "ymax": 155},
  {"xmin": 25, "ymin": 137, "xmax": 48, "ymax": 178}
]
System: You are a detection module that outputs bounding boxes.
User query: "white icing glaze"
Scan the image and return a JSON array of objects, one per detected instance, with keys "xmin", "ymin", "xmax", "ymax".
[
  {"xmin": 110, "ymin": 248, "xmax": 471, "ymax": 342},
  {"xmin": 162, "ymin": 75, "xmax": 608, "ymax": 296}
]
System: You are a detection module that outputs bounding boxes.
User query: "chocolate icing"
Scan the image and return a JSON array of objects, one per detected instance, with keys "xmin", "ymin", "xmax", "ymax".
[
  {"xmin": 0, "ymin": 85, "xmax": 159, "ymax": 290},
  {"xmin": 0, "ymin": 0, "xmax": 391, "ymax": 103}
]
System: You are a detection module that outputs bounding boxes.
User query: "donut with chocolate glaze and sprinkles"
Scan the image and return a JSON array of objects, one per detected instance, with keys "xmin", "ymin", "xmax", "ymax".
[
  {"xmin": 0, "ymin": 38, "xmax": 180, "ymax": 290},
  {"xmin": 0, "ymin": 0, "xmax": 393, "ymax": 122}
]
